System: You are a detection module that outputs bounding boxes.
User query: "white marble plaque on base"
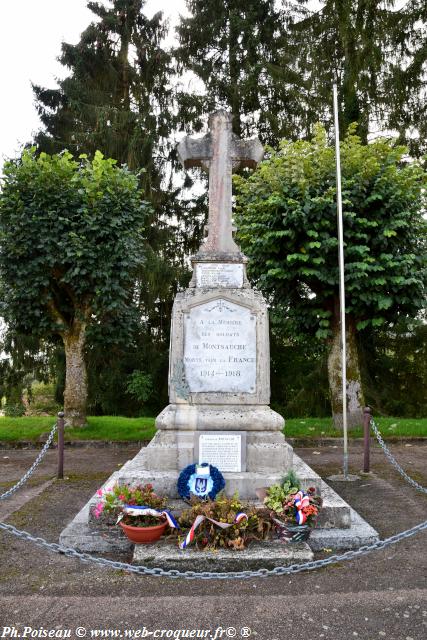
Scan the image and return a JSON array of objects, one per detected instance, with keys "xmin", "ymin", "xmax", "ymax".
[
  {"xmin": 196, "ymin": 263, "xmax": 244, "ymax": 288},
  {"xmin": 184, "ymin": 298, "xmax": 256, "ymax": 393},
  {"xmin": 197, "ymin": 432, "xmax": 246, "ymax": 472}
]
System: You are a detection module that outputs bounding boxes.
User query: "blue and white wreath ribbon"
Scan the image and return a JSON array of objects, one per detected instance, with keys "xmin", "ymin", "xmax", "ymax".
[
  {"xmin": 177, "ymin": 463, "xmax": 225, "ymax": 500},
  {"xmin": 117, "ymin": 505, "xmax": 179, "ymax": 529},
  {"xmin": 180, "ymin": 512, "xmax": 248, "ymax": 549}
]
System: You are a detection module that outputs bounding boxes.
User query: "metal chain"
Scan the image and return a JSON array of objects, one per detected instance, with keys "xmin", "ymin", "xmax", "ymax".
[
  {"xmin": 371, "ymin": 418, "xmax": 427, "ymax": 494},
  {"xmin": 0, "ymin": 422, "xmax": 58, "ymax": 501},
  {"xmin": 0, "ymin": 515, "xmax": 426, "ymax": 580}
]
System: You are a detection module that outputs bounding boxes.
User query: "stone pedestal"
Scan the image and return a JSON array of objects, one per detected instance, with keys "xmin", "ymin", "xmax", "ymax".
[{"xmin": 141, "ymin": 258, "xmax": 291, "ymax": 497}]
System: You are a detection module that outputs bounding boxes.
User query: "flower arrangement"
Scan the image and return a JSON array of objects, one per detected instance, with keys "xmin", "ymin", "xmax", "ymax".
[
  {"xmin": 92, "ymin": 483, "xmax": 168, "ymax": 528},
  {"xmin": 178, "ymin": 492, "xmax": 271, "ymax": 550},
  {"xmin": 264, "ymin": 471, "xmax": 322, "ymax": 538}
]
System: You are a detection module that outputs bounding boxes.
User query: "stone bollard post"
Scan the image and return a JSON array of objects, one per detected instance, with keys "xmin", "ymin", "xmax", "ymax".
[
  {"xmin": 57, "ymin": 411, "xmax": 65, "ymax": 480},
  {"xmin": 363, "ymin": 406, "xmax": 372, "ymax": 473}
]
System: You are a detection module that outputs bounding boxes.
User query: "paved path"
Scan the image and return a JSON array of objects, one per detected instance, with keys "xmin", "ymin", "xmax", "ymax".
[{"xmin": 0, "ymin": 441, "xmax": 426, "ymax": 640}]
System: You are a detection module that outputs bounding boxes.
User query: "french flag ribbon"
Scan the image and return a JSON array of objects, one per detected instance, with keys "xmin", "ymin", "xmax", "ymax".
[
  {"xmin": 117, "ymin": 505, "xmax": 179, "ymax": 529},
  {"xmin": 293, "ymin": 491, "xmax": 310, "ymax": 525},
  {"xmin": 180, "ymin": 512, "xmax": 248, "ymax": 550}
]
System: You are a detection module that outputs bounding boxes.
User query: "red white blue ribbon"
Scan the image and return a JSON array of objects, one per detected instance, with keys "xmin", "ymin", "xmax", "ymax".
[
  {"xmin": 293, "ymin": 491, "xmax": 310, "ymax": 525},
  {"xmin": 117, "ymin": 505, "xmax": 179, "ymax": 529},
  {"xmin": 180, "ymin": 512, "xmax": 248, "ymax": 549}
]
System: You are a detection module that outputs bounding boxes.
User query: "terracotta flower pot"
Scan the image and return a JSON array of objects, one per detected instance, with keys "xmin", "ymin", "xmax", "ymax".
[{"xmin": 119, "ymin": 520, "xmax": 168, "ymax": 544}]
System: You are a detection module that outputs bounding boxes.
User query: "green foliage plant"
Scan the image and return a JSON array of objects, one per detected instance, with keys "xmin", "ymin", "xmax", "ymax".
[
  {"xmin": 125, "ymin": 371, "xmax": 153, "ymax": 406},
  {"xmin": 264, "ymin": 473, "xmax": 321, "ymax": 527},
  {"xmin": 3, "ymin": 403, "xmax": 26, "ymax": 418},
  {"xmin": 264, "ymin": 473, "xmax": 300, "ymax": 515},
  {"xmin": 235, "ymin": 125, "xmax": 426, "ymax": 428},
  {"xmin": 0, "ymin": 149, "xmax": 148, "ymax": 427}
]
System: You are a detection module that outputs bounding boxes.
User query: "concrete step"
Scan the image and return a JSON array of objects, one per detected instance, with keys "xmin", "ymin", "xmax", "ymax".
[{"xmin": 133, "ymin": 538, "xmax": 313, "ymax": 571}]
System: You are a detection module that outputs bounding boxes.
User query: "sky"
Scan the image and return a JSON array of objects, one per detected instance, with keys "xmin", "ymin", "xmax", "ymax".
[{"xmin": 0, "ymin": 0, "xmax": 188, "ymax": 166}]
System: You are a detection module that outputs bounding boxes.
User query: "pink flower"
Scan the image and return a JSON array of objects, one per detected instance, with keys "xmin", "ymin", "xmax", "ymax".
[
  {"xmin": 118, "ymin": 494, "xmax": 126, "ymax": 501},
  {"xmin": 96, "ymin": 489, "xmax": 103, "ymax": 497},
  {"xmin": 93, "ymin": 502, "xmax": 104, "ymax": 519}
]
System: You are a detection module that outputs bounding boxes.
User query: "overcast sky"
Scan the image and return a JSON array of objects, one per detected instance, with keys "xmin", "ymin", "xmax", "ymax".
[{"xmin": 0, "ymin": 0, "xmax": 188, "ymax": 166}]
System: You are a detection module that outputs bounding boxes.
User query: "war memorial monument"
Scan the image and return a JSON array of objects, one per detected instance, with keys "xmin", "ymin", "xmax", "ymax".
[{"xmin": 61, "ymin": 111, "xmax": 378, "ymax": 565}]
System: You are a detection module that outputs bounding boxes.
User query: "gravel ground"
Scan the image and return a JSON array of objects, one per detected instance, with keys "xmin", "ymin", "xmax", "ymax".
[{"xmin": 0, "ymin": 440, "xmax": 426, "ymax": 640}]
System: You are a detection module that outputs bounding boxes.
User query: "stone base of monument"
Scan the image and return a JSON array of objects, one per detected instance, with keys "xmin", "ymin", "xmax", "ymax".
[{"xmin": 59, "ymin": 446, "xmax": 379, "ymax": 557}]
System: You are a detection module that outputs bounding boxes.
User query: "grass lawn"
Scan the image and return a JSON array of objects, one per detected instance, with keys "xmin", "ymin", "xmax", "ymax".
[
  {"xmin": 0, "ymin": 414, "xmax": 426, "ymax": 443},
  {"xmin": 0, "ymin": 416, "xmax": 156, "ymax": 442},
  {"xmin": 285, "ymin": 416, "xmax": 427, "ymax": 439}
]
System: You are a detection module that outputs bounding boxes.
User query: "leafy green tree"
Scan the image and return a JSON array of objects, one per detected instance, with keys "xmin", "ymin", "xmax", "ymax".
[
  {"xmin": 0, "ymin": 150, "xmax": 148, "ymax": 426},
  {"xmin": 235, "ymin": 125, "xmax": 426, "ymax": 427}
]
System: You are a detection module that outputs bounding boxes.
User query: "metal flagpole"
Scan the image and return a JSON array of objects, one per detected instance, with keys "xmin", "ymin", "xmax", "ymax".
[{"xmin": 332, "ymin": 83, "xmax": 349, "ymax": 478}]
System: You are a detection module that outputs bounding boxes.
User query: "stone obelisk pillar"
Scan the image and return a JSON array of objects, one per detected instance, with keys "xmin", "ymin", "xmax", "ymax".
[{"xmin": 147, "ymin": 111, "xmax": 292, "ymax": 497}]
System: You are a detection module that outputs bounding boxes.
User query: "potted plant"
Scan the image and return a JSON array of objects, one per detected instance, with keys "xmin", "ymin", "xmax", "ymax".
[
  {"xmin": 92, "ymin": 483, "xmax": 176, "ymax": 544},
  {"xmin": 264, "ymin": 471, "xmax": 322, "ymax": 543},
  {"xmin": 178, "ymin": 492, "xmax": 271, "ymax": 551}
]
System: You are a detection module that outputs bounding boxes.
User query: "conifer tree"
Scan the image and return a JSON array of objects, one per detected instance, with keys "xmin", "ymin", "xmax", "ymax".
[
  {"xmin": 287, "ymin": 0, "xmax": 427, "ymax": 152},
  {"xmin": 33, "ymin": 0, "xmax": 173, "ymax": 186},
  {"xmin": 175, "ymin": 0, "xmax": 302, "ymax": 145}
]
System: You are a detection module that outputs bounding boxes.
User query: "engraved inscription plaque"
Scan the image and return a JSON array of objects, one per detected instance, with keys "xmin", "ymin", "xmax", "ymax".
[
  {"xmin": 198, "ymin": 432, "xmax": 245, "ymax": 472},
  {"xmin": 184, "ymin": 298, "xmax": 256, "ymax": 393},
  {"xmin": 196, "ymin": 263, "xmax": 244, "ymax": 288}
]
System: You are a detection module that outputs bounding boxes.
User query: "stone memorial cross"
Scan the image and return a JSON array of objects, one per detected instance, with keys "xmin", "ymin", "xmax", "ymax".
[{"xmin": 177, "ymin": 110, "xmax": 264, "ymax": 255}]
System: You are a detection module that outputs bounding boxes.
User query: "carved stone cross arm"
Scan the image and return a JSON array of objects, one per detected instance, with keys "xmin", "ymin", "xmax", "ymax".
[{"xmin": 177, "ymin": 110, "xmax": 264, "ymax": 256}]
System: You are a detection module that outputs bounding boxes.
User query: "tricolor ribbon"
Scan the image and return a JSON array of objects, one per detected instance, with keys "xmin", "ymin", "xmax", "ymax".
[
  {"xmin": 180, "ymin": 512, "xmax": 248, "ymax": 549},
  {"xmin": 293, "ymin": 490, "xmax": 310, "ymax": 525},
  {"xmin": 117, "ymin": 505, "xmax": 179, "ymax": 529}
]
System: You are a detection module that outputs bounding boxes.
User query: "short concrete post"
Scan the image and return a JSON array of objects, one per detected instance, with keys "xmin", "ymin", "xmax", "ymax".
[
  {"xmin": 57, "ymin": 411, "xmax": 65, "ymax": 480},
  {"xmin": 363, "ymin": 406, "xmax": 372, "ymax": 473}
]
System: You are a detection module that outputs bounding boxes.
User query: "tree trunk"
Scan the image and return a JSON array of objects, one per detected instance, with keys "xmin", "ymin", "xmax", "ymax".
[
  {"xmin": 62, "ymin": 323, "xmax": 88, "ymax": 428},
  {"xmin": 327, "ymin": 310, "xmax": 364, "ymax": 429}
]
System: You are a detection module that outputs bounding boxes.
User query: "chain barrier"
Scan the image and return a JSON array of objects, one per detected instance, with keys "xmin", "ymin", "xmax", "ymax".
[
  {"xmin": 0, "ymin": 422, "xmax": 57, "ymax": 501},
  {"xmin": 0, "ymin": 516, "xmax": 426, "ymax": 580},
  {"xmin": 371, "ymin": 418, "xmax": 427, "ymax": 495},
  {"xmin": 0, "ymin": 417, "xmax": 426, "ymax": 579}
]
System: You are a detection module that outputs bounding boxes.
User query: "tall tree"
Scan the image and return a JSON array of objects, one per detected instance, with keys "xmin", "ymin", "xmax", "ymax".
[
  {"xmin": 0, "ymin": 150, "xmax": 148, "ymax": 426},
  {"xmin": 384, "ymin": 0, "xmax": 427, "ymax": 157},
  {"xmin": 177, "ymin": 1, "xmax": 426, "ymax": 153},
  {"xmin": 33, "ymin": 0, "xmax": 173, "ymax": 183},
  {"xmin": 287, "ymin": 1, "xmax": 427, "ymax": 151},
  {"xmin": 31, "ymin": 1, "xmax": 206, "ymax": 413},
  {"xmin": 235, "ymin": 126, "xmax": 426, "ymax": 427},
  {"xmin": 175, "ymin": 0, "xmax": 303, "ymax": 145}
]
